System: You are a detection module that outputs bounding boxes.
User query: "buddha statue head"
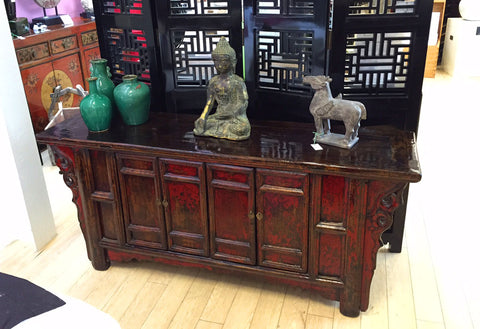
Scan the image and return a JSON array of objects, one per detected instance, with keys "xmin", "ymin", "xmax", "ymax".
[{"xmin": 212, "ymin": 37, "xmax": 237, "ymax": 74}]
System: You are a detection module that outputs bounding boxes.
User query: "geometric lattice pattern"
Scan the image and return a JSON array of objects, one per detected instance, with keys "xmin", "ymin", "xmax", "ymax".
[
  {"xmin": 257, "ymin": 30, "xmax": 313, "ymax": 93},
  {"xmin": 172, "ymin": 30, "xmax": 230, "ymax": 87},
  {"xmin": 348, "ymin": 0, "xmax": 416, "ymax": 15},
  {"xmin": 344, "ymin": 32, "xmax": 412, "ymax": 91},
  {"xmin": 170, "ymin": 0, "xmax": 229, "ymax": 15},
  {"xmin": 102, "ymin": 0, "xmax": 145, "ymax": 15},
  {"xmin": 257, "ymin": 0, "xmax": 314, "ymax": 15},
  {"xmin": 105, "ymin": 28, "xmax": 151, "ymax": 82}
]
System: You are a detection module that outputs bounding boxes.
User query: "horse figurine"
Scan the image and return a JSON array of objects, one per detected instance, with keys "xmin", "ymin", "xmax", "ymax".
[{"xmin": 303, "ymin": 75, "xmax": 366, "ymax": 149}]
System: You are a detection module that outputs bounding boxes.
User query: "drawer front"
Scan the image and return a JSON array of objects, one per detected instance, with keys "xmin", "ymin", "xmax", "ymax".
[
  {"xmin": 81, "ymin": 30, "xmax": 98, "ymax": 46},
  {"xmin": 16, "ymin": 43, "xmax": 49, "ymax": 64},
  {"xmin": 50, "ymin": 35, "xmax": 78, "ymax": 54}
]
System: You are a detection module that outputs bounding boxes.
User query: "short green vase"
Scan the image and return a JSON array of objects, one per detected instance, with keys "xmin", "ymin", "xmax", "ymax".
[
  {"xmin": 80, "ymin": 77, "xmax": 113, "ymax": 132},
  {"xmin": 113, "ymin": 74, "xmax": 151, "ymax": 126},
  {"xmin": 90, "ymin": 58, "xmax": 115, "ymax": 108}
]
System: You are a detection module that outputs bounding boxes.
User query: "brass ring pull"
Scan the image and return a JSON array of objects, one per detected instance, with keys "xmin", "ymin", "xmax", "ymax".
[
  {"xmin": 256, "ymin": 212, "xmax": 263, "ymax": 221},
  {"xmin": 248, "ymin": 211, "xmax": 255, "ymax": 220},
  {"xmin": 162, "ymin": 199, "xmax": 169, "ymax": 208}
]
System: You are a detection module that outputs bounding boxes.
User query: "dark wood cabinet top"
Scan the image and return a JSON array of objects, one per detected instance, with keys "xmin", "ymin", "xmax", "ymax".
[
  {"xmin": 36, "ymin": 112, "xmax": 421, "ymax": 182},
  {"xmin": 13, "ymin": 18, "xmax": 96, "ymax": 48}
]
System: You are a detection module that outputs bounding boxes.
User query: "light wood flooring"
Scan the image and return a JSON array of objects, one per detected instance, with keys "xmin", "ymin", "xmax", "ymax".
[{"xmin": 1, "ymin": 70, "xmax": 479, "ymax": 329}]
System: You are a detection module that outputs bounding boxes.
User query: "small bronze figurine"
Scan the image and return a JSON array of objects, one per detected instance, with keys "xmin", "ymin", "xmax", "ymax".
[
  {"xmin": 194, "ymin": 37, "xmax": 250, "ymax": 141},
  {"xmin": 304, "ymin": 75, "xmax": 367, "ymax": 149}
]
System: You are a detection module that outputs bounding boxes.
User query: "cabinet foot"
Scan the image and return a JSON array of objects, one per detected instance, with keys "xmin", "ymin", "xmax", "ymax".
[
  {"xmin": 91, "ymin": 256, "xmax": 110, "ymax": 271},
  {"xmin": 90, "ymin": 247, "xmax": 110, "ymax": 271},
  {"xmin": 339, "ymin": 303, "xmax": 360, "ymax": 317}
]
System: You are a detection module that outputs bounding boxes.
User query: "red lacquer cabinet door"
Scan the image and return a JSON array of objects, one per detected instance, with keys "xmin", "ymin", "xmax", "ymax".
[
  {"xmin": 117, "ymin": 154, "xmax": 167, "ymax": 249},
  {"xmin": 51, "ymin": 53, "xmax": 85, "ymax": 107},
  {"xmin": 160, "ymin": 159, "xmax": 209, "ymax": 256},
  {"xmin": 82, "ymin": 47, "xmax": 100, "ymax": 84},
  {"xmin": 20, "ymin": 62, "xmax": 53, "ymax": 132},
  {"xmin": 207, "ymin": 164, "xmax": 256, "ymax": 265},
  {"xmin": 256, "ymin": 169, "xmax": 309, "ymax": 273}
]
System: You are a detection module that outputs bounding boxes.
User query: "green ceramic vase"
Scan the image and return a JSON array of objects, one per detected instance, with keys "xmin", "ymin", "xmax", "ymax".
[
  {"xmin": 113, "ymin": 74, "xmax": 151, "ymax": 126},
  {"xmin": 90, "ymin": 58, "xmax": 115, "ymax": 108},
  {"xmin": 80, "ymin": 77, "xmax": 113, "ymax": 132}
]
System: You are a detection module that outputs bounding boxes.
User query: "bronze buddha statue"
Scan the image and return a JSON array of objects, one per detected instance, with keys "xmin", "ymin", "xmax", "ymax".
[{"xmin": 193, "ymin": 37, "xmax": 250, "ymax": 141}]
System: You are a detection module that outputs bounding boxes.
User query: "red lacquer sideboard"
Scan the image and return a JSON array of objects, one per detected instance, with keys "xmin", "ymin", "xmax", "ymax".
[
  {"xmin": 36, "ymin": 113, "xmax": 421, "ymax": 317},
  {"xmin": 14, "ymin": 18, "xmax": 100, "ymax": 133}
]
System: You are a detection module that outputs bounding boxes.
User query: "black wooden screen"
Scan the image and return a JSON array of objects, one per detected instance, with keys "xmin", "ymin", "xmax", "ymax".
[
  {"xmin": 329, "ymin": 0, "xmax": 434, "ymax": 132},
  {"xmin": 155, "ymin": 0, "xmax": 243, "ymax": 114},
  {"xmin": 92, "ymin": 0, "xmax": 432, "ymax": 131},
  {"xmin": 92, "ymin": 0, "xmax": 162, "ymax": 109},
  {"xmin": 243, "ymin": 0, "xmax": 329, "ymax": 122}
]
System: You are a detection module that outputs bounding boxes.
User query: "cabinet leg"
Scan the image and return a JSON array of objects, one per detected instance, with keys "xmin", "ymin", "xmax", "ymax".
[
  {"xmin": 339, "ymin": 300, "xmax": 360, "ymax": 317},
  {"xmin": 90, "ymin": 248, "xmax": 110, "ymax": 271}
]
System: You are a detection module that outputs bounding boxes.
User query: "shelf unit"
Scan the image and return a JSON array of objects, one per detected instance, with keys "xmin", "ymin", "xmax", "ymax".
[{"xmin": 424, "ymin": 0, "xmax": 446, "ymax": 78}]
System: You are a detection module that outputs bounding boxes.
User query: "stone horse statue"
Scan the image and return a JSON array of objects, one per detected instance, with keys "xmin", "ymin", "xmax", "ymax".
[{"xmin": 303, "ymin": 75, "xmax": 367, "ymax": 149}]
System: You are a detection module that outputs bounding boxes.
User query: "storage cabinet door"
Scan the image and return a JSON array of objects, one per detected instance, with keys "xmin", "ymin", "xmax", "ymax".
[
  {"xmin": 51, "ymin": 53, "xmax": 85, "ymax": 108},
  {"xmin": 160, "ymin": 159, "xmax": 209, "ymax": 256},
  {"xmin": 117, "ymin": 154, "xmax": 167, "ymax": 249},
  {"xmin": 20, "ymin": 62, "xmax": 53, "ymax": 132},
  {"xmin": 256, "ymin": 169, "xmax": 309, "ymax": 273},
  {"xmin": 207, "ymin": 164, "xmax": 256, "ymax": 265}
]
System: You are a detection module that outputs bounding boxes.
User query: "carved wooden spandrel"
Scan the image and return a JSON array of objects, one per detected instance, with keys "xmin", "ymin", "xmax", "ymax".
[
  {"xmin": 50, "ymin": 146, "xmax": 85, "ymax": 235},
  {"xmin": 360, "ymin": 181, "xmax": 408, "ymax": 311},
  {"xmin": 51, "ymin": 145, "xmax": 110, "ymax": 270}
]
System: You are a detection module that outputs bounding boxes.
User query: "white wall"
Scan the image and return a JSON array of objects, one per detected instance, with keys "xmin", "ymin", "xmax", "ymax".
[{"xmin": 0, "ymin": 3, "xmax": 56, "ymax": 249}]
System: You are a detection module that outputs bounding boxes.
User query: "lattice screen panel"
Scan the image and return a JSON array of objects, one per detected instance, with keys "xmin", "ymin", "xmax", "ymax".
[
  {"xmin": 172, "ymin": 30, "xmax": 230, "ymax": 87},
  {"xmin": 348, "ymin": 0, "xmax": 416, "ymax": 15},
  {"xmin": 257, "ymin": 30, "xmax": 313, "ymax": 93},
  {"xmin": 170, "ymin": 0, "xmax": 229, "ymax": 15},
  {"xmin": 105, "ymin": 28, "xmax": 151, "ymax": 82},
  {"xmin": 344, "ymin": 32, "xmax": 412, "ymax": 92},
  {"xmin": 102, "ymin": 0, "xmax": 146, "ymax": 15},
  {"xmin": 257, "ymin": 0, "xmax": 315, "ymax": 15}
]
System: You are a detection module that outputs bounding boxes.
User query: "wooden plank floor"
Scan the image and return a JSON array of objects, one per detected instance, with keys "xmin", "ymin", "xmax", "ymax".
[{"xmin": 1, "ymin": 70, "xmax": 479, "ymax": 329}]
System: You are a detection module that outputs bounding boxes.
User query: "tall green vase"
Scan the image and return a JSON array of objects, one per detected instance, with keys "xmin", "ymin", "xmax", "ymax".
[
  {"xmin": 80, "ymin": 77, "xmax": 113, "ymax": 132},
  {"xmin": 90, "ymin": 58, "xmax": 115, "ymax": 108},
  {"xmin": 113, "ymin": 74, "xmax": 151, "ymax": 126}
]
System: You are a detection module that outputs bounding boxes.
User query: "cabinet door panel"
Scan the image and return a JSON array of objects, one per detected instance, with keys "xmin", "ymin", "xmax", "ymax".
[
  {"xmin": 82, "ymin": 47, "xmax": 101, "ymax": 86},
  {"xmin": 51, "ymin": 53, "xmax": 85, "ymax": 107},
  {"xmin": 207, "ymin": 164, "xmax": 256, "ymax": 265},
  {"xmin": 256, "ymin": 169, "xmax": 309, "ymax": 273},
  {"xmin": 20, "ymin": 62, "xmax": 53, "ymax": 132},
  {"xmin": 160, "ymin": 159, "xmax": 208, "ymax": 256},
  {"xmin": 117, "ymin": 154, "xmax": 167, "ymax": 249}
]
